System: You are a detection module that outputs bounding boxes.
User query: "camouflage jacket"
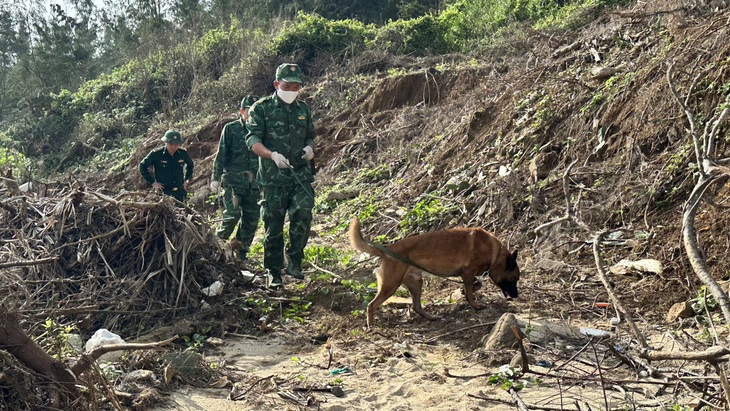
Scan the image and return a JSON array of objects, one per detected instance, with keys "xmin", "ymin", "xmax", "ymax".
[
  {"xmin": 139, "ymin": 146, "xmax": 194, "ymax": 188},
  {"xmin": 212, "ymin": 119, "xmax": 259, "ymax": 189},
  {"xmin": 245, "ymin": 93, "xmax": 315, "ymax": 187}
]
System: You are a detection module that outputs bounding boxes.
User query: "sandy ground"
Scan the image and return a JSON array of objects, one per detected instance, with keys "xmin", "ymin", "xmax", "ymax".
[
  {"xmin": 149, "ymin": 314, "xmax": 683, "ymax": 411},
  {"xmin": 152, "ymin": 335, "xmax": 522, "ymax": 411}
]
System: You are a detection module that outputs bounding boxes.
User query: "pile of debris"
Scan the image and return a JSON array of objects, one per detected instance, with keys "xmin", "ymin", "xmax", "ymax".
[{"xmin": 0, "ymin": 174, "xmax": 249, "ymax": 409}]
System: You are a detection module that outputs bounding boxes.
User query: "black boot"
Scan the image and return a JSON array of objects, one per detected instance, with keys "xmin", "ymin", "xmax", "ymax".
[
  {"xmin": 285, "ymin": 258, "xmax": 304, "ymax": 279},
  {"xmin": 267, "ymin": 270, "xmax": 283, "ymax": 289}
]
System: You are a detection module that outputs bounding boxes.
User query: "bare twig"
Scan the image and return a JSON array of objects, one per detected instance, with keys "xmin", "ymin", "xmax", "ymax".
[
  {"xmin": 413, "ymin": 321, "xmax": 496, "ymax": 344},
  {"xmin": 509, "ymin": 387, "xmax": 529, "ymax": 411},
  {"xmin": 229, "ymin": 375, "xmax": 275, "ymax": 401}
]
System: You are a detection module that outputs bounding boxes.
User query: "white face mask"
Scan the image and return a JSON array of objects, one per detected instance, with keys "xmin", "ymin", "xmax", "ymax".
[{"xmin": 277, "ymin": 88, "xmax": 299, "ymax": 104}]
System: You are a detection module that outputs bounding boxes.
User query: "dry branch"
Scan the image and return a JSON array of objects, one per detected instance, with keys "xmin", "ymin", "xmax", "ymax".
[
  {"xmin": 0, "ymin": 257, "xmax": 57, "ymax": 269},
  {"xmin": 642, "ymin": 346, "xmax": 730, "ymax": 362},
  {"xmin": 592, "ymin": 230, "xmax": 648, "ymax": 349},
  {"xmin": 0, "ymin": 312, "xmax": 78, "ymax": 403},
  {"xmin": 667, "ymin": 61, "xmax": 730, "ymax": 332},
  {"xmin": 0, "ymin": 178, "xmax": 247, "ymax": 408},
  {"xmin": 70, "ymin": 335, "xmax": 178, "ymax": 377}
]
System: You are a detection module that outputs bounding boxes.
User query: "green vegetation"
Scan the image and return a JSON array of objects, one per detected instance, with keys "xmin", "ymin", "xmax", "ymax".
[
  {"xmin": 341, "ymin": 279, "xmax": 377, "ymax": 306},
  {"xmin": 400, "ymin": 196, "xmax": 456, "ymax": 232},
  {"xmin": 487, "ymin": 365, "xmax": 525, "ymax": 391},
  {"xmin": 36, "ymin": 319, "xmax": 78, "ymax": 361},
  {"xmin": 304, "ymin": 244, "xmax": 356, "ymax": 270},
  {"xmin": 0, "ymin": 0, "xmax": 634, "ymax": 179},
  {"xmin": 272, "ymin": 13, "xmax": 374, "ymax": 63},
  {"xmin": 181, "ymin": 325, "xmax": 213, "ymax": 351}
]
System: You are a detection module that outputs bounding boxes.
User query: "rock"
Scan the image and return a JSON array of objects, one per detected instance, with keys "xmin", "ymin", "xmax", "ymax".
[
  {"xmin": 509, "ymin": 352, "xmax": 533, "ymax": 370},
  {"xmin": 164, "ymin": 351, "xmax": 204, "ymax": 374},
  {"xmin": 609, "ymin": 259, "xmax": 663, "ymax": 275},
  {"xmin": 529, "ymin": 151, "xmax": 559, "ymax": 183},
  {"xmin": 206, "ymin": 337, "xmax": 224, "ymax": 347},
  {"xmin": 446, "ymin": 175, "xmax": 470, "ymax": 193},
  {"xmin": 383, "ymin": 296, "xmax": 412, "ymax": 307},
  {"xmin": 552, "ymin": 41, "xmax": 580, "ymax": 58},
  {"xmin": 123, "ymin": 369, "xmax": 158, "ymax": 383},
  {"xmin": 483, "ymin": 313, "xmax": 524, "ymax": 351},
  {"xmin": 326, "ymin": 190, "xmax": 359, "ymax": 201},
  {"xmin": 189, "ymin": 187, "xmax": 211, "ymax": 206},
  {"xmin": 135, "ymin": 319, "xmax": 196, "ymax": 343},
  {"xmin": 666, "ymin": 302, "xmax": 695, "ymax": 323},
  {"xmin": 591, "ymin": 65, "xmax": 623, "ymax": 80}
]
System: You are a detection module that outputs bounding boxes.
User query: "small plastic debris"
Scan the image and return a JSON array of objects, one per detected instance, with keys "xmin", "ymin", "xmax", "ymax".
[
  {"xmin": 201, "ymin": 280, "xmax": 224, "ymax": 297},
  {"xmin": 85, "ymin": 329, "xmax": 126, "ymax": 363},
  {"xmin": 329, "ymin": 367, "xmax": 351, "ymax": 375},
  {"xmin": 535, "ymin": 360, "xmax": 552, "ymax": 368}
]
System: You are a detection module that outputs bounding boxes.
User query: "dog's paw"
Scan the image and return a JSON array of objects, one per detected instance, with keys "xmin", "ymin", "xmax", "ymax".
[
  {"xmin": 423, "ymin": 313, "xmax": 442, "ymax": 321},
  {"xmin": 469, "ymin": 303, "xmax": 486, "ymax": 311}
]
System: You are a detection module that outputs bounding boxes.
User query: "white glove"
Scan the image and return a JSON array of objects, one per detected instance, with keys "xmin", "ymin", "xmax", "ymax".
[
  {"xmin": 270, "ymin": 151, "xmax": 291, "ymax": 169},
  {"xmin": 210, "ymin": 180, "xmax": 221, "ymax": 194},
  {"xmin": 302, "ymin": 146, "xmax": 314, "ymax": 161}
]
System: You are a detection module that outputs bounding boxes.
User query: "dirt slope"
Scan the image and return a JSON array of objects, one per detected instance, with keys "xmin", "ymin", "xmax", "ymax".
[{"xmin": 74, "ymin": 2, "xmax": 730, "ymax": 409}]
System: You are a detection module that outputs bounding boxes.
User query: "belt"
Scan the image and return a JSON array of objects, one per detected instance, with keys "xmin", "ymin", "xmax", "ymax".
[{"xmin": 171, "ymin": 187, "xmax": 179, "ymax": 191}]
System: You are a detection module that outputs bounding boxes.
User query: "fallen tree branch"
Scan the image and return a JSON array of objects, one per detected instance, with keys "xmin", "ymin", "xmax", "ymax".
[
  {"xmin": 413, "ymin": 321, "xmax": 496, "ymax": 344},
  {"xmin": 593, "ymin": 230, "xmax": 649, "ymax": 349},
  {"xmin": 0, "ymin": 313, "xmax": 78, "ymax": 402},
  {"xmin": 0, "ymin": 257, "xmax": 58, "ymax": 269},
  {"xmin": 667, "ymin": 61, "xmax": 730, "ymax": 334},
  {"xmin": 641, "ymin": 345, "xmax": 730, "ymax": 362},
  {"xmin": 509, "ymin": 387, "xmax": 529, "ymax": 411},
  {"xmin": 70, "ymin": 335, "xmax": 178, "ymax": 377},
  {"xmin": 467, "ymin": 392, "xmax": 576, "ymax": 411},
  {"xmin": 534, "ymin": 159, "xmax": 589, "ymax": 235}
]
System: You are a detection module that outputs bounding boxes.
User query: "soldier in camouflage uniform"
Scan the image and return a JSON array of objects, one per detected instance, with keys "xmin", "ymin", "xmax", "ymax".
[
  {"xmin": 210, "ymin": 95, "xmax": 261, "ymax": 259},
  {"xmin": 139, "ymin": 130, "xmax": 194, "ymax": 203},
  {"xmin": 246, "ymin": 63, "xmax": 315, "ymax": 288}
]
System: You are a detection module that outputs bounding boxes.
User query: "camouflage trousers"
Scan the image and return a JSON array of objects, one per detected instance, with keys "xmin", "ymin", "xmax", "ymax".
[
  {"xmin": 216, "ymin": 185, "xmax": 261, "ymax": 255},
  {"xmin": 259, "ymin": 183, "xmax": 314, "ymax": 273}
]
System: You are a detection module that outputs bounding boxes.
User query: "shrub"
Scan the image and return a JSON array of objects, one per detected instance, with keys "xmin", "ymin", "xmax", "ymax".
[
  {"xmin": 271, "ymin": 12, "xmax": 375, "ymax": 64},
  {"xmin": 373, "ymin": 14, "xmax": 457, "ymax": 55},
  {"xmin": 194, "ymin": 20, "xmax": 246, "ymax": 80}
]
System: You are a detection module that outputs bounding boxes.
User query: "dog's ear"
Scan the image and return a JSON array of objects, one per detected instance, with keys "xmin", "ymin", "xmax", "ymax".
[{"xmin": 506, "ymin": 250, "xmax": 518, "ymax": 271}]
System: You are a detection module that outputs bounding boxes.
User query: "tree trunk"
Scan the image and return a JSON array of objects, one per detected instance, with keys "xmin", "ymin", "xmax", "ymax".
[
  {"xmin": 682, "ymin": 176, "xmax": 730, "ymax": 333},
  {"xmin": 0, "ymin": 313, "xmax": 78, "ymax": 397}
]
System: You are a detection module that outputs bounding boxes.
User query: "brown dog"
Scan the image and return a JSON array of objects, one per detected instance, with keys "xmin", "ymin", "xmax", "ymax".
[{"xmin": 348, "ymin": 217, "xmax": 520, "ymax": 328}]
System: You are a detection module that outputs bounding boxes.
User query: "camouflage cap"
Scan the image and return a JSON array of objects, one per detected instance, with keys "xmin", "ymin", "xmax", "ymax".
[
  {"xmin": 240, "ymin": 95, "xmax": 260, "ymax": 109},
  {"xmin": 275, "ymin": 63, "xmax": 303, "ymax": 83},
  {"xmin": 161, "ymin": 130, "xmax": 184, "ymax": 144}
]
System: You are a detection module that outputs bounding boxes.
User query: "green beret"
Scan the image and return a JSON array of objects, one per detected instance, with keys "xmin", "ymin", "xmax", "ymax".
[
  {"xmin": 161, "ymin": 130, "xmax": 184, "ymax": 144},
  {"xmin": 240, "ymin": 95, "xmax": 260, "ymax": 109},
  {"xmin": 275, "ymin": 63, "xmax": 303, "ymax": 83}
]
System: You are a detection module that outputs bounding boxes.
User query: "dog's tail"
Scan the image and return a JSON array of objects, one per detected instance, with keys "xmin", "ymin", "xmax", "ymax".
[{"xmin": 348, "ymin": 217, "xmax": 384, "ymax": 258}]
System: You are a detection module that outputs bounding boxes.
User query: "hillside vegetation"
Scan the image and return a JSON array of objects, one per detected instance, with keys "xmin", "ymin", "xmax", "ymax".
[{"xmin": 3, "ymin": 0, "xmax": 730, "ymax": 409}]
